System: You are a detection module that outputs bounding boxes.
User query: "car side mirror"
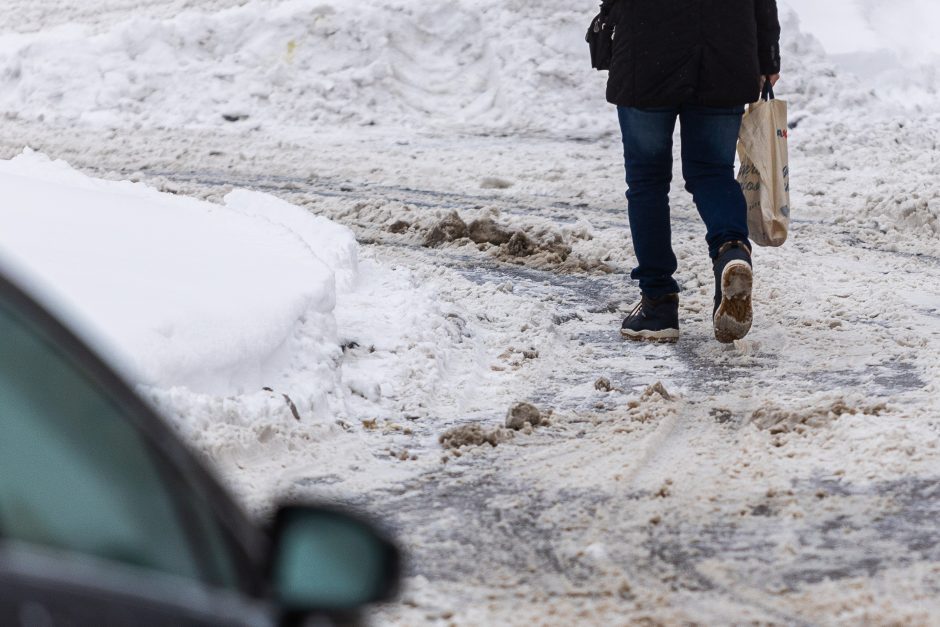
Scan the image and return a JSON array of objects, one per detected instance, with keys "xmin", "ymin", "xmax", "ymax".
[{"xmin": 268, "ymin": 505, "xmax": 400, "ymax": 614}]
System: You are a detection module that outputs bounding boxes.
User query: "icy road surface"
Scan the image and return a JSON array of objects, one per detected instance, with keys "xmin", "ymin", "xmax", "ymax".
[
  {"xmin": 2, "ymin": 0, "xmax": 940, "ymax": 624},
  {"xmin": 4, "ymin": 124, "xmax": 939, "ymax": 624}
]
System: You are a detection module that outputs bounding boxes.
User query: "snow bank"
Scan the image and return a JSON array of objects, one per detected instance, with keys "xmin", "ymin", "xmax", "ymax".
[
  {"xmin": 766, "ymin": 4, "xmax": 940, "ymax": 238},
  {"xmin": 0, "ymin": 0, "xmax": 608, "ymax": 137},
  {"xmin": 782, "ymin": 0, "xmax": 940, "ymax": 61},
  {"xmin": 0, "ymin": 0, "xmax": 935, "ymax": 137},
  {"xmin": 0, "ymin": 149, "xmax": 475, "ymax": 502},
  {"xmin": 780, "ymin": 0, "xmax": 940, "ymax": 111},
  {"xmin": 0, "ymin": 149, "xmax": 353, "ymax": 397}
]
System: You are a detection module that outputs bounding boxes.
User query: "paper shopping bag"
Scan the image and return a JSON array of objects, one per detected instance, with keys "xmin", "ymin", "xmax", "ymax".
[{"xmin": 737, "ymin": 82, "xmax": 790, "ymax": 247}]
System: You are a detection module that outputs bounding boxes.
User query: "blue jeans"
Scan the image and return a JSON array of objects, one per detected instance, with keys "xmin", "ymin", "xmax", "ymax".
[{"xmin": 617, "ymin": 104, "xmax": 748, "ymax": 298}]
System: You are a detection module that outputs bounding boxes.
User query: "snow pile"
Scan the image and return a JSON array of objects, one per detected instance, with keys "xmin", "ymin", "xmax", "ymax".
[
  {"xmin": 0, "ymin": 0, "xmax": 936, "ymax": 140},
  {"xmin": 0, "ymin": 0, "xmax": 608, "ymax": 137},
  {"xmin": 779, "ymin": 0, "xmax": 940, "ymax": 117},
  {"xmin": 0, "ymin": 0, "xmax": 936, "ymax": 138},
  {"xmin": 783, "ymin": 0, "xmax": 940, "ymax": 110},
  {"xmin": 0, "ymin": 149, "xmax": 352, "ymax": 398},
  {"xmin": 0, "ymin": 150, "xmax": 470, "ymax": 481},
  {"xmin": 768, "ymin": 3, "xmax": 940, "ymax": 238}
]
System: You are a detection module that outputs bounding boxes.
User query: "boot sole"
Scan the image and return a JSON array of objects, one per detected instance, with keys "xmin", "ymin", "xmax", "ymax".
[
  {"xmin": 620, "ymin": 328, "xmax": 679, "ymax": 343},
  {"xmin": 713, "ymin": 261, "xmax": 753, "ymax": 344}
]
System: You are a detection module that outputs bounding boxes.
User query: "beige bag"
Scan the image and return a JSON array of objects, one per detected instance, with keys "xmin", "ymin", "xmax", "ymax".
[{"xmin": 737, "ymin": 82, "xmax": 790, "ymax": 247}]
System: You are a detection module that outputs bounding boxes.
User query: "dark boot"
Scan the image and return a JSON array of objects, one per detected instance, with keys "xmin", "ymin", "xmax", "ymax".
[
  {"xmin": 713, "ymin": 240, "xmax": 753, "ymax": 343},
  {"xmin": 621, "ymin": 293, "xmax": 680, "ymax": 343}
]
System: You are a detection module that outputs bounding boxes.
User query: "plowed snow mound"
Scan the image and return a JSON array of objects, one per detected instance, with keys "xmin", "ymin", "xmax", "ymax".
[{"xmin": 0, "ymin": 0, "xmax": 609, "ymax": 137}]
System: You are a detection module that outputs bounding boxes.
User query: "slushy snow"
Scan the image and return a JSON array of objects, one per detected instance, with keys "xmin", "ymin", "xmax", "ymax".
[{"xmin": 1, "ymin": 0, "xmax": 940, "ymax": 624}]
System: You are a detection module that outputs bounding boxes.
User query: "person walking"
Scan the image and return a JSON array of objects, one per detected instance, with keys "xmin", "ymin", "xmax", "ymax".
[{"xmin": 605, "ymin": 0, "xmax": 782, "ymax": 343}]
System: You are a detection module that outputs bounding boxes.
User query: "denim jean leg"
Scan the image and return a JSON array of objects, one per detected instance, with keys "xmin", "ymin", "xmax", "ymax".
[
  {"xmin": 617, "ymin": 106, "xmax": 680, "ymax": 298},
  {"xmin": 679, "ymin": 105, "xmax": 749, "ymax": 259}
]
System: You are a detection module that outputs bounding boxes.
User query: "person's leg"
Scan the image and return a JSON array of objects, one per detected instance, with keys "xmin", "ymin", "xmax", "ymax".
[
  {"xmin": 679, "ymin": 104, "xmax": 753, "ymax": 342},
  {"xmin": 617, "ymin": 106, "xmax": 680, "ymax": 298},
  {"xmin": 678, "ymin": 104, "xmax": 748, "ymax": 258}
]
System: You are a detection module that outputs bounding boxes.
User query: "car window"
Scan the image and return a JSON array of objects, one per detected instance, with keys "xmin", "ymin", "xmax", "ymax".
[{"xmin": 0, "ymin": 298, "xmax": 236, "ymax": 589}]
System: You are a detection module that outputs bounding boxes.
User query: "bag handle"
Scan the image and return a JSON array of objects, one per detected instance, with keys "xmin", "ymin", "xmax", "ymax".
[{"xmin": 761, "ymin": 76, "xmax": 775, "ymax": 101}]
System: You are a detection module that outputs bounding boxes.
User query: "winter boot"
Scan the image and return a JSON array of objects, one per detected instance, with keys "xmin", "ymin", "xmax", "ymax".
[
  {"xmin": 712, "ymin": 240, "xmax": 753, "ymax": 343},
  {"xmin": 621, "ymin": 293, "xmax": 680, "ymax": 343}
]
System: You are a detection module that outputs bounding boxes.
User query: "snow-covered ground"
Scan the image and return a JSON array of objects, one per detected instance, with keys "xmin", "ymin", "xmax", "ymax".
[{"xmin": 1, "ymin": 0, "xmax": 939, "ymax": 624}]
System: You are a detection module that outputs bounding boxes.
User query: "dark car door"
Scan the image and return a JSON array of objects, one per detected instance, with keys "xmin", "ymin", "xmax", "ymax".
[
  {"xmin": 0, "ymin": 544, "xmax": 268, "ymax": 627},
  {"xmin": 0, "ymin": 272, "xmax": 274, "ymax": 626}
]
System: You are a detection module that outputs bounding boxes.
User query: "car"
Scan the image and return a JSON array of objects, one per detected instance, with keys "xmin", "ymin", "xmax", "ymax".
[{"xmin": 0, "ymin": 266, "xmax": 400, "ymax": 626}]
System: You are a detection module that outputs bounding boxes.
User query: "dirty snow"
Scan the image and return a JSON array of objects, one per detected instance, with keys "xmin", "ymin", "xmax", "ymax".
[{"xmin": 1, "ymin": 0, "xmax": 940, "ymax": 624}]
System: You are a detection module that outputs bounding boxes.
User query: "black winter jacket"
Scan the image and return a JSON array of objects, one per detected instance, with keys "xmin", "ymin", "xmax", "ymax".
[{"xmin": 605, "ymin": 0, "xmax": 781, "ymax": 108}]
